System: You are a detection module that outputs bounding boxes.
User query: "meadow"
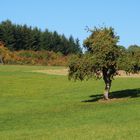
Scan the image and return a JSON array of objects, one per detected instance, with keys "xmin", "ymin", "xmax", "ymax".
[{"xmin": 0, "ymin": 65, "xmax": 140, "ymax": 140}]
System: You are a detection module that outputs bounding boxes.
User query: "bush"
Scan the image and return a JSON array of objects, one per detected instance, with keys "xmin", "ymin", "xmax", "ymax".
[{"xmin": 0, "ymin": 44, "xmax": 69, "ymax": 66}]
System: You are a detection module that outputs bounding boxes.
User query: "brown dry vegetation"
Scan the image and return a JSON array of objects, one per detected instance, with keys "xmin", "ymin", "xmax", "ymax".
[{"xmin": 0, "ymin": 43, "xmax": 69, "ymax": 66}]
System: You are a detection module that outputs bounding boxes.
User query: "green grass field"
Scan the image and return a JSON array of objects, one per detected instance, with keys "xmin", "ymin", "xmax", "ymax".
[{"xmin": 0, "ymin": 65, "xmax": 140, "ymax": 140}]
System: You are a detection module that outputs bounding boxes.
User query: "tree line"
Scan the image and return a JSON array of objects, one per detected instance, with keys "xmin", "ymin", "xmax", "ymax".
[
  {"xmin": 0, "ymin": 20, "xmax": 82, "ymax": 55},
  {"xmin": 117, "ymin": 44, "xmax": 140, "ymax": 73}
]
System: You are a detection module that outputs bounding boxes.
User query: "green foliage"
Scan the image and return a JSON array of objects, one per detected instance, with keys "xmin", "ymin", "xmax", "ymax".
[
  {"xmin": 84, "ymin": 27, "xmax": 119, "ymax": 67},
  {"xmin": 127, "ymin": 45, "xmax": 140, "ymax": 53},
  {"xmin": 0, "ymin": 20, "xmax": 82, "ymax": 55},
  {"xmin": 0, "ymin": 20, "xmax": 15, "ymax": 50},
  {"xmin": 68, "ymin": 54, "xmax": 101, "ymax": 81},
  {"xmin": 118, "ymin": 45, "xmax": 140, "ymax": 73},
  {"xmin": 69, "ymin": 27, "xmax": 120, "ymax": 81}
]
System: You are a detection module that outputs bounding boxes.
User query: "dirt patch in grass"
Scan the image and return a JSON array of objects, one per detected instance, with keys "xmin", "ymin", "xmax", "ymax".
[
  {"xmin": 117, "ymin": 70, "xmax": 140, "ymax": 77},
  {"xmin": 32, "ymin": 68, "xmax": 68, "ymax": 76}
]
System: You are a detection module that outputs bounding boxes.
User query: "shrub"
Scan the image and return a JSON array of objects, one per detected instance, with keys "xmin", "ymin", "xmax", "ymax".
[{"xmin": 0, "ymin": 44, "xmax": 69, "ymax": 66}]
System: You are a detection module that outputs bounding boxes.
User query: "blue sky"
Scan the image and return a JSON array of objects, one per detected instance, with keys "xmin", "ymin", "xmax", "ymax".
[{"xmin": 0, "ymin": 0, "xmax": 140, "ymax": 48}]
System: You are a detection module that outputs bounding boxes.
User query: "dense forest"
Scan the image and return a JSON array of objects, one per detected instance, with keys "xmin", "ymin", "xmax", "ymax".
[{"xmin": 0, "ymin": 20, "xmax": 82, "ymax": 55}]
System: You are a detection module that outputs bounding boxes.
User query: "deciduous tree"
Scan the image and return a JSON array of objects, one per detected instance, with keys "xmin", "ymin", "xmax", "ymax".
[{"xmin": 69, "ymin": 27, "xmax": 136, "ymax": 100}]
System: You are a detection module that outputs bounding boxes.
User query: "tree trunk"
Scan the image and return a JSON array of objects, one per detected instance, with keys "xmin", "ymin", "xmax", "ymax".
[
  {"xmin": 102, "ymin": 68, "xmax": 112, "ymax": 100},
  {"xmin": 104, "ymin": 80, "xmax": 111, "ymax": 100},
  {"xmin": 0, "ymin": 55, "xmax": 4, "ymax": 64}
]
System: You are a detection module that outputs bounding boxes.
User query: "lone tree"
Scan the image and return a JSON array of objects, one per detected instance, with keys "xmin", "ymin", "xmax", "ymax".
[{"xmin": 68, "ymin": 27, "xmax": 140, "ymax": 100}]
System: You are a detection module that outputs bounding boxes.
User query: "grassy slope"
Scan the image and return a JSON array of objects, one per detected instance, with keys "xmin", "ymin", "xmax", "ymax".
[{"xmin": 0, "ymin": 65, "xmax": 140, "ymax": 140}]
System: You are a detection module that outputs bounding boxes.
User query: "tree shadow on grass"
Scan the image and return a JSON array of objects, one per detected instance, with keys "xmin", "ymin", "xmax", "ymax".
[{"xmin": 82, "ymin": 88, "xmax": 140, "ymax": 102}]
